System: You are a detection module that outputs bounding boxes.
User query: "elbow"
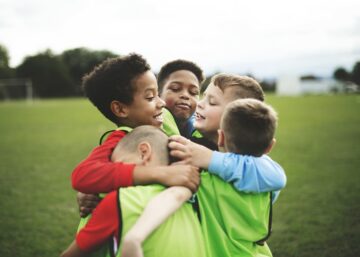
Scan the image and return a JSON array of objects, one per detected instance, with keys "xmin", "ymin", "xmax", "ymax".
[
  {"xmin": 274, "ymin": 172, "xmax": 287, "ymax": 190},
  {"xmin": 71, "ymin": 171, "xmax": 81, "ymax": 191},
  {"xmin": 168, "ymin": 186, "xmax": 192, "ymax": 202}
]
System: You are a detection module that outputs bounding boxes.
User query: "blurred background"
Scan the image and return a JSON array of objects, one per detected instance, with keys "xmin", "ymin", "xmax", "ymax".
[{"xmin": 0, "ymin": 0, "xmax": 359, "ymax": 256}]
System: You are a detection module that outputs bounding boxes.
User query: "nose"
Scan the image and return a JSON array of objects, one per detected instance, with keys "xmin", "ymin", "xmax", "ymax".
[
  {"xmin": 197, "ymin": 98, "xmax": 204, "ymax": 109},
  {"xmin": 156, "ymin": 96, "xmax": 165, "ymax": 108},
  {"xmin": 180, "ymin": 89, "xmax": 190, "ymax": 100}
]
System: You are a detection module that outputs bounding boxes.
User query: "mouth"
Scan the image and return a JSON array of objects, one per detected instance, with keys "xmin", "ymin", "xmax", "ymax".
[
  {"xmin": 195, "ymin": 112, "xmax": 205, "ymax": 120},
  {"xmin": 154, "ymin": 112, "xmax": 163, "ymax": 123},
  {"xmin": 175, "ymin": 102, "xmax": 191, "ymax": 110}
]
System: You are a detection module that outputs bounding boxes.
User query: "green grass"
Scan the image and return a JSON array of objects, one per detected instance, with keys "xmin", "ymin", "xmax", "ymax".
[{"xmin": 0, "ymin": 95, "xmax": 359, "ymax": 257}]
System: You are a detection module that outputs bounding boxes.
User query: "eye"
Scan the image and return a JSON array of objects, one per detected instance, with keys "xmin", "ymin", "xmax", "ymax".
[
  {"xmin": 190, "ymin": 89, "xmax": 199, "ymax": 96},
  {"xmin": 169, "ymin": 84, "xmax": 181, "ymax": 92}
]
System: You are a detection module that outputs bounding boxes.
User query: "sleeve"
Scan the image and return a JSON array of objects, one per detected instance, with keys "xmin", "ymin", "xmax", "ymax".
[
  {"xmin": 72, "ymin": 130, "xmax": 136, "ymax": 193},
  {"xmin": 76, "ymin": 191, "xmax": 119, "ymax": 252},
  {"xmin": 208, "ymin": 152, "xmax": 287, "ymax": 194}
]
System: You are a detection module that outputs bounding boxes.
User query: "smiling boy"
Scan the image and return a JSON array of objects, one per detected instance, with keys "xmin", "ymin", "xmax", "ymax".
[{"xmin": 71, "ymin": 54, "xmax": 200, "ymax": 194}]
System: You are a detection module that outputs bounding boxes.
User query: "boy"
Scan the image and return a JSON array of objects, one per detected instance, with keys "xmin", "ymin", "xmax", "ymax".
[
  {"xmin": 61, "ymin": 126, "xmax": 206, "ymax": 257},
  {"xmin": 115, "ymin": 75, "xmax": 285, "ymax": 257},
  {"xmin": 157, "ymin": 59, "xmax": 204, "ymax": 138},
  {"xmin": 170, "ymin": 74, "xmax": 284, "ymax": 256},
  {"xmin": 75, "ymin": 59, "xmax": 205, "ymax": 216},
  {"xmin": 69, "ymin": 54, "xmax": 201, "ymax": 256},
  {"xmin": 71, "ymin": 54, "xmax": 200, "ymax": 195}
]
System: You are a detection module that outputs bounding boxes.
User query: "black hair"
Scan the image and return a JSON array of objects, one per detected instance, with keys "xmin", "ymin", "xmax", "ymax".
[
  {"xmin": 157, "ymin": 59, "xmax": 204, "ymax": 93},
  {"xmin": 82, "ymin": 53, "xmax": 151, "ymax": 125}
]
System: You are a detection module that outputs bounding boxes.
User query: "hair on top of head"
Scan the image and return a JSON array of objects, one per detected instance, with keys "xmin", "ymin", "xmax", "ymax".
[
  {"xmin": 221, "ymin": 98, "xmax": 277, "ymax": 156},
  {"xmin": 112, "ymin": 125, "xmax": 170, "ymax": 165},
  {"xmin": 157, "ymin": 59, "xmax": 204, "ymax": 93},
  {"xmin": 82, "ymin": 53, "xmax": 151, "ymax": 125},
  {"xmin": 211, "ymin": 73, "xmax": 265, "ymax": 102}
]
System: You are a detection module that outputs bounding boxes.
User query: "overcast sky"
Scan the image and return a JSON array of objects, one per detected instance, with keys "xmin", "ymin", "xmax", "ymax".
[{"xmin": 1, "ymin": 0, "xmax": 360, "ymax": 78}]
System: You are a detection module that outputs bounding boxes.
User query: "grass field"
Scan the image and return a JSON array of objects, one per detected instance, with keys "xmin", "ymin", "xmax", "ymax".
[{"xmin": 0, "ymin": 95, "xmax": 359, "ymax": 257}]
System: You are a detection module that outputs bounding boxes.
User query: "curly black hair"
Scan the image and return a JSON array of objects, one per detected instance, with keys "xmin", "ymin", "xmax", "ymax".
[
  {"xmin": 157, "ymin": 59, "xmax": 204, "ymax": 93},
  {"xmin": 82, "ymin": 53, "xmax": 151, "ymax": 125}
]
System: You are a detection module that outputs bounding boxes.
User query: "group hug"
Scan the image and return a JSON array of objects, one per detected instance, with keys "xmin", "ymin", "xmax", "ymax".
[{"xmin": 61, "ymin": 53, "xmax": 286, "ymax": 257}]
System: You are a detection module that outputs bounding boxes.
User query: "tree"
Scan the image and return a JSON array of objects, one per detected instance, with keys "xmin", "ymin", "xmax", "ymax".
[
  {"xmin": 16, "ymin": 50, "xmax": 74, "ymax": 97},
  {"xmin": 61, "ymin": 48, "xmax": 117, "ymax": 95},
  {"xmin": 333, "ymin": 67, "xmax": 350, "ymax": 81},
  {"xmin": 0, "ymin": 44, "xmax": 15, "ymax": 78},
  {"xmin": 351, "ymin": 62, "xmax": 360, "ymax": 85}
]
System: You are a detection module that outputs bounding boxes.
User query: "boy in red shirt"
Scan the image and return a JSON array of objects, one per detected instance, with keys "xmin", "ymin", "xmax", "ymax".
[{"xmin": 72, "ymin": 54, "xmax": 200, "ymax": 197}]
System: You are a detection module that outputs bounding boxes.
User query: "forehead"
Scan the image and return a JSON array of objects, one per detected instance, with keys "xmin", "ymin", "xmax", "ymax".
[
  {"xmin": 165, "ymin": 70, "xmax": 199, "ymax": 87},
  {"xmin": 133, "ymin": 71, "xmax": 158, "ymax": 91},
  {"xmin": 205, "ymin": 84, "xmax": 237, "ymax": 104}
]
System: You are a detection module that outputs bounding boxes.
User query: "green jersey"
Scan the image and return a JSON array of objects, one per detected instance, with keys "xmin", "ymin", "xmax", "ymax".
[
  {"xmin": 197, "ymin": 172, "xmax": 272, "ymax": 257},
  {"xmin": 117, "ymin": 185, "xmax": 206, "ymax": 257}
]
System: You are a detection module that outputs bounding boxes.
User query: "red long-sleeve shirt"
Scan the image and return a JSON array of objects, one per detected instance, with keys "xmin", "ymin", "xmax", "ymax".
[
  {"xmin": 76, "ymin": 191, "xmax": 119, "ymax": 251},
  {"xmin": 72, "ymin": 130, "xmax": 136, "ymax": 193}
]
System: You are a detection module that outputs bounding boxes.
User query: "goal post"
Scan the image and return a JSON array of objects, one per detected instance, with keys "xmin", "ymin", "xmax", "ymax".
[{"xmin": 0, "ymin": 78, "xmax": 33, "ymax": 102}]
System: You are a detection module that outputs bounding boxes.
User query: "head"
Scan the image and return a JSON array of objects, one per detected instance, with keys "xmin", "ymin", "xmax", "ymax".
[
  {"xmin": 82, "ymin": 53, "xmax": 165, "ymax": 128},
  {"xmin": 158, "ymin": 60, "xmax": 204, "ymax": 125},
  {"xmin": 195, "ymin": 73, "xmax": 265, "ymax": 143},
  {"xmin": 111, "ymin": 125, "xmax": 170, "ymax": 166},
  {"xmin": 218, "ymin": 99, "xmax": 277, "ymax": 156}
]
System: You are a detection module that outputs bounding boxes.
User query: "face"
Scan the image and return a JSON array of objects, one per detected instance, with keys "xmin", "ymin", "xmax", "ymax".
[
  {"xmin": 160, "ymin": 70, "xmax": 200, "ymax": 125},
  {"xmin": 126, "ymin": 71, "xmax": 165, "ymax": 128},
  {"xmin": 194, "ymin": 83, "xmax": 235, "ymax": 143}
]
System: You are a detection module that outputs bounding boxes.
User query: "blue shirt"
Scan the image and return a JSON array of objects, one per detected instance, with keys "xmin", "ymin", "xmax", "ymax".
[{"xmin": 209, "ymin": 152, "xmax": 287, "ymax": 202}]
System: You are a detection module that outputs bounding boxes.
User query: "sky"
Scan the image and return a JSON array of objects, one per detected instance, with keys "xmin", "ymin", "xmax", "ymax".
[{"xmin": 1, "ymin": 0, "xmax": 360, "ymax": 78}]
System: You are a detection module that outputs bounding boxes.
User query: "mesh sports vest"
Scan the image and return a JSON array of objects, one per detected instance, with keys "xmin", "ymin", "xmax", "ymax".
[
  {"xmin": 116, "ymin": 185, "xmax": 206, "ymax": 257},
  {"xmin": 198, "ymin": 172, "xmax": 273, "ymax": 257}
]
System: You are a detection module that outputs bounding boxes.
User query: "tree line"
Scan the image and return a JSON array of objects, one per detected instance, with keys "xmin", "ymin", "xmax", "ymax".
[
  {"xmin": 0, "ymin": 44, "xmax": 116, "ymax": 98},
  {"xmin": 0, "ymin": 43, "xmax": 359, "ymax": 98}
]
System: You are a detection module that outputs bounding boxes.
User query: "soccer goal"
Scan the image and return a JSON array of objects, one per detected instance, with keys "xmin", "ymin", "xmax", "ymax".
[{"xmin": 0, "ymin": 78, "xmax": 33, "ymax": 102}]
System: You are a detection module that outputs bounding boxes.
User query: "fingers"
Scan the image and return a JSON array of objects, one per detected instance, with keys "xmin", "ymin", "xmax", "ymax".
[
  {"xmin": 79, "ymin": 207, "xmax": 93, "ymax": 218},
  {"xmin": 169, "ymin": 135, "xmax": 189, "ymax": 145},
  {"xmin": 168, "ymin": 141, "xmax": 188, "ymax": 152},
  {"xmin": 170, "ymin": 149, "xmax": 189, "ymax": 161},
  {"xmin": 77, "ymin": 193, "xmax": 101, "ymax": 217}
]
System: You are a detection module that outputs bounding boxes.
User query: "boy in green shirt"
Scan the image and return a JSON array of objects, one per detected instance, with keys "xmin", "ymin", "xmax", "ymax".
[{"xmin": 121, "ymin": 74, "xmax": 284, "ymax": 257}]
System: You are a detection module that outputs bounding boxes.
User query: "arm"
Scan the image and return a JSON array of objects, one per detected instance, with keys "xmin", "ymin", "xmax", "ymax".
[
  {"xmin": 169, "ymin": 135, "xmax": 286, "ymax": 193},
  {"xmin": 72, "ymin": 130, "xmax": 135, "ymax": 193},
  {"xmin": 72, "ymin": 131, "xmax": 200, "ymax": 194},
  {"xmin": 62, "ymin": 191, "xmax": 119, "ymax": 257},
  {"xmin": 121, "ymin": 186, "xmax": 192, "ymax": 257},
  {"xmin": 61, "ymin": 240, "xmax": 88, "ymax": 257},
  {"xmin": 208, "ymin": 152, "xmax": 286, "ymax": 193}
]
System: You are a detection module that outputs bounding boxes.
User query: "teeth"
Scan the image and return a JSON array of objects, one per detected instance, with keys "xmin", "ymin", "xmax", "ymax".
[{"xmin": 154, "ymin": 113, "xmax": 163, "ymax": 122}]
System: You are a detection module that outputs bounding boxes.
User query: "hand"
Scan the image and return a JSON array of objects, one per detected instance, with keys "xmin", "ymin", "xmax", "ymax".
[
  {"xmin": 76, "ymin": 192, "xmax": 101, "ymax": 218},
  {"xmin": 168, "ymin": 135, "xmax": 213, "ymax": 169},
  {"xmin": 159, "ymin": 165, "xmax": 200, "ymax": 193},
  {"xmin": 121, "ymin": 235, "xmax": 144, "ymax": 257}
]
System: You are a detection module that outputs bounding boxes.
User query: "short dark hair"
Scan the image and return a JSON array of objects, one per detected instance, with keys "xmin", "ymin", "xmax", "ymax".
[
  {"xmin": 212, "ymin": 73, "xmax": 265, "ymax": 102},
  {"xmin": 221, "ymin": 99, "xmax": 277, "ymax": 156},
  {"xmin": 157, "ymin": 59, "xmax": 204, "ymax": 93},
  {"xmin": 82, "ymin": 53, "xmax": 151, "ymax": 125}
]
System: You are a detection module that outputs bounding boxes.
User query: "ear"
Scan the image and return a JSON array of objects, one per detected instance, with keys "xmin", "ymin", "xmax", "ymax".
[
  {"xmin": 137, "ymin": 142, "xmax": 152, "ymax": 165},
  {"xmin": 264, "ymin": 138, "xmax": 276, "ymax": 154},
  {"xmin": 110, "ymin": 100, "xmax": 129, "ymax": 118},
  {"xmin": 217, "ymin": 129, "xmax": 225, "ymax": 148}
]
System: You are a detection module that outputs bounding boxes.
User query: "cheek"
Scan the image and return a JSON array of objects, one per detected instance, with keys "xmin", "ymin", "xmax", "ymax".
[{"xmin": 164, "ymin": 98, "xmax": 175, "ymax": 109}]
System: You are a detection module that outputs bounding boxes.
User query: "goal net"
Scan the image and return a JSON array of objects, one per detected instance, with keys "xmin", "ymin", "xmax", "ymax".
[{"xmin": 0, "ymin": 78, "xmax": 33, "ymax": 102}]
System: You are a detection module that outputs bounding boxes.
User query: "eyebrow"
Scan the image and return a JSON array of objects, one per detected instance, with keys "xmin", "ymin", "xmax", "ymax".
[{"xmin": 169, "ymin": 81, "xmax": 199, "ymax": 88}]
